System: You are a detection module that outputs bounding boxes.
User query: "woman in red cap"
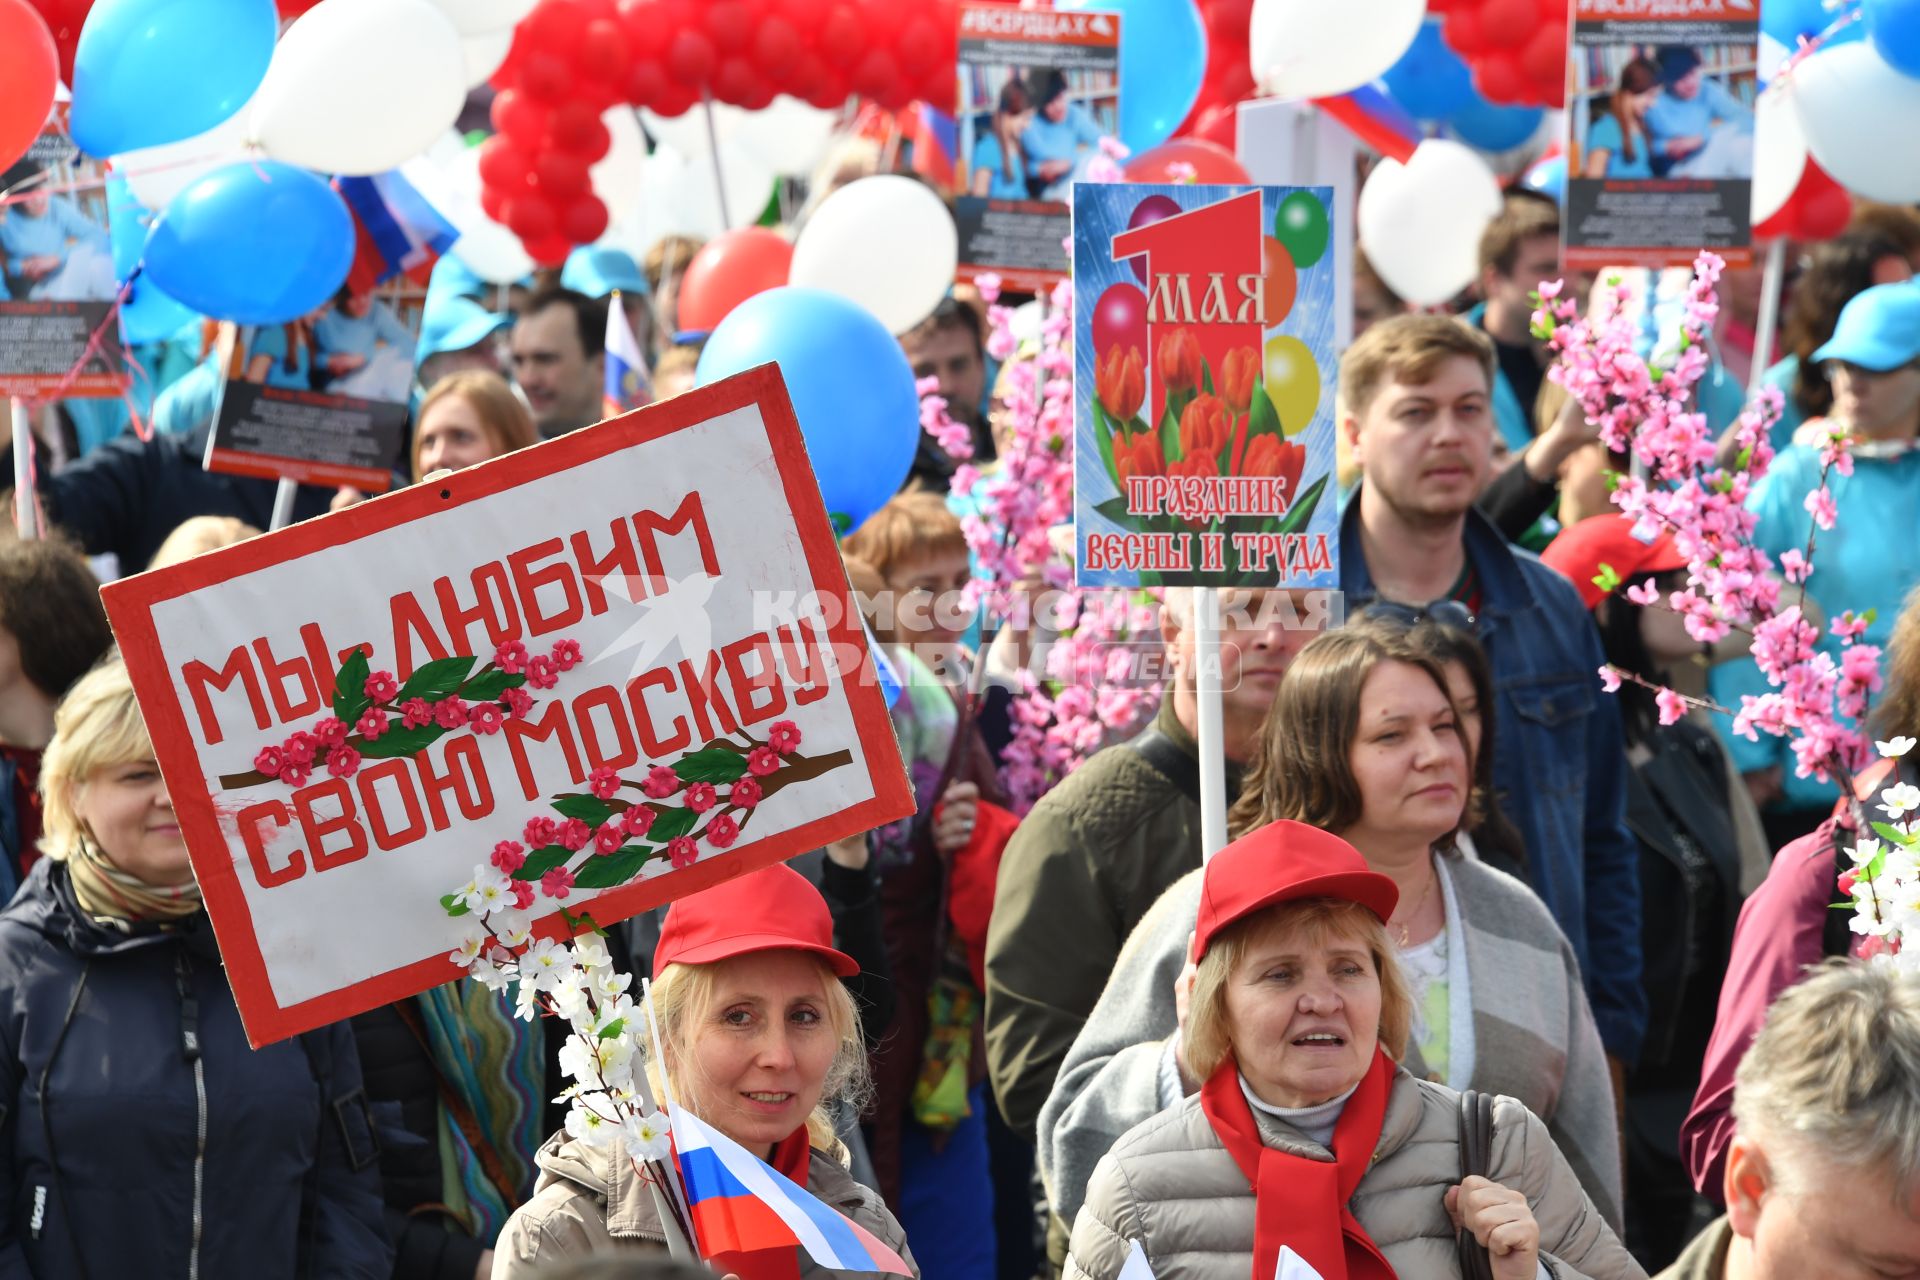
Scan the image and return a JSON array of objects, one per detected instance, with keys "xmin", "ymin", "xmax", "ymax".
[
  {"xmin": 1541, "ymin": 512, "xmax": 1767, "ymax": 1268},
  {"xmin": 1063, "ymin": 819, "xmax": 1641, "ymax": 1280},
  {"xmin": 493, "ymin": 864, "xmax": 917, "ymax": 1278}
]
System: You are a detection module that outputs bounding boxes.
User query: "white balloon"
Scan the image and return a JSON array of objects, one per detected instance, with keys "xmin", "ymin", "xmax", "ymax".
[
  {"xmin": 428, "ymin": 0, "xmax": 538, "ymax": 36},
  {"xmin": 592, "ymin": 108, "xmax": 647, "ymax": 224},
  {"xmin": 1249, "ymin": 0, "xmax": 1425, "ymax": 101},
  {"xmin": 1793, "ymin": 40, "xmax": 1920, "ymax": 203},
  {"xmin": 736, "ymin": 97, "xmax": 841, "ymax": 177},
  {"xmin": 633, "ymin": 143, "xmax": 777, "ymax": 241},
  {"xmin": 641, "ymin": 104, "xmax": 749, "ymax": 157},
  {"xmin": 115, "ymin": 94, "xmax": 256, "ymax": 209},
  {"xmin": 252, "ymin": 0, "xmax": 466, "ymax": 176},
  {"xmin": 462, "ymin": 27, "xmax": 514, "ymax": 88},
  {"xmin": 401, "ymin": 141, "xmax": 533, "ymax": 284},
  {"xmin": 1751, "ymin": 85, "xmax": 1806, "ymax": 228},
  {"xmin": 790, "ymin": 175, "xmax": 958, "ymax": 334},
  {"xmin": 1358, "ymin": 139, "xmax": 1502, "ymax": 306}
]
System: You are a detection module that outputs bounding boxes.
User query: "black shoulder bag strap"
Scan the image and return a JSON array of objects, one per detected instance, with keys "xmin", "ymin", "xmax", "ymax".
[
  {"xmin": 1457, "ymin": 1089, "xmax": 1497, "ymax": 1280},
  {"xmin": 1130, "ymin": 728, "xmax": 1202, "ymax": 806}
]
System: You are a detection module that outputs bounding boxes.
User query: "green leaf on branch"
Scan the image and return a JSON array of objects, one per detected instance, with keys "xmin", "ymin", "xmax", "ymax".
[
  {"xmin": 1093, "ymin": 497, "xmax": 1150, "ymax": 534},
  {"xmin": 462, "ymin": 669, "xmax": 527, "ymax": 702},
  {"xmin": 598, "ymin": 1018, "xmax": 626, "ymax": 1040},
  {"xmin": 1872, "ymin": 821, "xmax": 1915, "ymax": 848},
  {"xmin": 649, "ymin": 806, "xmax": 698, "ymax": 843},
  {"xmin": 357, "ymin": 723, "xmax": 446, "ymax": 760},
  {"xmin": 572, "ymin": 846, "xmax": 654, "ymax": 889},
  {"xmin": 1247, "ymin": 383, "xmax": 1282, "ymax": 442},
  {"xmin": 397, "ymin": 656, "xmax": 478, "ymax": 704},
  {"xmin": 551, "ymin": 794, "xmax": 615, "ymax": 825},
  {"xmin": 333, "ymin": 648, "xmax": 371, "ymax": 724},
  {"xmin": 672, "ymin": 748, "xmax": 750, "ymax": 783},
  {"xmin": 511, "ymin": 844, "xmax": 573, "ymax": 882},
  {"xmin": 440, "ymin": 893, "xmax": 470, "ymax": 918}
]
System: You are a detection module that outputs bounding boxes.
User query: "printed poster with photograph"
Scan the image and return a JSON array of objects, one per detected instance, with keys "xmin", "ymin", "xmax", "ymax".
[
  {"xmin": 1072, "ymin": 182, "xmax": 1338, "ymax": 591},
  {"xmin": 0, "ymin": 109, "xmax": 128, "ymax": 399},
  {"xmin": 204, "ymin": 289, "xmax": 418, "ymax": 492},
  {"xmin": 1566, "ymin": 0, "xmax": 1758, "ymax": 270},
  {"xmin": 953, "ymin": 3, "xmax": 1119, "ymax": 293}
]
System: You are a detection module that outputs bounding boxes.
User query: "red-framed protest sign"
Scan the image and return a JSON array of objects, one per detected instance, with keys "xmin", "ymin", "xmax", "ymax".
[{"xmin": 103, "ymin": 366, "xmax": 914, "ymax": 1046}]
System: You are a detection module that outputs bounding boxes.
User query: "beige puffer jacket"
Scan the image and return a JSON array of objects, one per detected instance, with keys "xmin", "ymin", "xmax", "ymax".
[
  {"xmin": 1065, "ymin": 1067, "xmax": 1645, "ymax": 1280},
  {"xmin": 492, "ymin": 1132, "xmax": 919, "ymax": 1280}
]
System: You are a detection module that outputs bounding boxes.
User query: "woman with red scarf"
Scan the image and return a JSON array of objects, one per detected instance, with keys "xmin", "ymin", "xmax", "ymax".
[
  {"xmin": 1063, "ymin": 822, "xmax": 1641, "ymax": 1280},
  {"xmin": 494, "ymin": 865, "xmax": 916, "ymax": 1278}
]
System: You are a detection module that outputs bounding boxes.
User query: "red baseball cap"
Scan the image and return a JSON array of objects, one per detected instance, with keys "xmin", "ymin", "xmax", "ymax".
[
  {"xmin": 1192, "ymin": 821, "xmax": 1400, "ymax": 962},
  {"xmin": 653, "ymin": 863, "xmax": 859, "ymax": 981},
  {"xmin": 1540, "ymin": 513, "xmax": 1688, "ymax": 612}
]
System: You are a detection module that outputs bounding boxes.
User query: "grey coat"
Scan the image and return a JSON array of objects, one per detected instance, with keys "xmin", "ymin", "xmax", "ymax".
[
  {"xmin": 1040, "ymin": 853, "xmax": 1623, "ymax": 1233},
  {"xmin": 1065, "ymin": 1068, "xmax": 1645, "ymax": 1280}
]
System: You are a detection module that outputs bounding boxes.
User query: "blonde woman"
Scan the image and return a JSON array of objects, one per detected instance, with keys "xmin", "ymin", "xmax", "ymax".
[
  {"xmin": 494, "ymin": 864, "xmax": 916, "ymax": 1279},
  {"xmin": 0, "ymin": 655, "xmax": 389, "ymax": 1277}
]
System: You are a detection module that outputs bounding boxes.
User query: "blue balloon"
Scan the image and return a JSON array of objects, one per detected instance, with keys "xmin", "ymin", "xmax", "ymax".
[
  {"xmin": 106, "ymin": 177, "xmax": 198, "ymax": 344},
  {"xmin": 70, "ymin": 0, "xmax": 277, "ymax": 158},
  {"xmin": 1383, "ymin": 21, "xmax": 1478, "ymax": 122},
  {"xmin": 145, "ymin": 162, "xmax": 355, "ymax": 327},
  {"xmin": 1448, "ymin": 99, "xmax": 1545, "ymax": 152},
  {"xmin": 1057, "ymin": 0, "xmax": 1207, "ymax": 153},
  {"xmin": 1523, "ymin": 154, "xmax": 1567, "ymax": 204},
  {"xmin": 1763, "ymin": 0, "xmax": 1833, "ymax": 46},
  {"xmin": 1868, "ymin": 0, "xmax": 1920, "ymax": 77},
  {"xmin": 695, "ymin": 288, "xmax": 920, "ymax": 534}
]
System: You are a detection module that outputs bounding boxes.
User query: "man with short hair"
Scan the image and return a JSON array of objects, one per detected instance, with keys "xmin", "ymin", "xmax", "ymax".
[
  {"xmin": 1470, "ymin": 193, "xmax": 1563, "ymax": 453},
  {"xmin": 509, "ymin": 286, "xmax": 607, "ymax": 438},
  {"xmin": 1340, "ymin": 313, "xmax": 1647, "ymax": 1068},
  {"xmin": 1646, "ymin": 46, "xmax": 1753, "ymax": 176},
  {"xmin": 901, "ymin": 297, "xmax": 992, "ymax": 486},
  {"xmin": 1658, "ymin": 960, "xmax": 1920, "ymax": 1278}
]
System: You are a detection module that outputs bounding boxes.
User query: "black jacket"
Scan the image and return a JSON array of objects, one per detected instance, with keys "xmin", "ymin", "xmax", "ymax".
[
  {"xmin": 37, "ymin": 422, "xmax": 337, "ymax": 571},
  {"xmin": 0, "ymin": 859, "xmax": 391, "ymax": 1279}
]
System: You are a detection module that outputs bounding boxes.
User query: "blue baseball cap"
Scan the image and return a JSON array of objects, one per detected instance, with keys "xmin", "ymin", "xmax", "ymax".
[
  {"xmin": 416, "ymin": 294, "xmax": 511, "ymax": 364},
  {"xmin": 1813, "ymin": 281, "xmax": 1920, "ymax": 372},
  {"xmin": 561, "ymin": 246, "xmax": 648, "ymax": 299}
]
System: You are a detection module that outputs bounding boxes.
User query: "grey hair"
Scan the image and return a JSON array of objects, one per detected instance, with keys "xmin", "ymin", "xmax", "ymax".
[{"xmin": 1732, "ymin": 958, "xmax": 1920, "ymax": 1200}]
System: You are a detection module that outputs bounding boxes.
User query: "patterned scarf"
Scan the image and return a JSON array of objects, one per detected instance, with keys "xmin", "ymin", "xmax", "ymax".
[{"xmin": 66, "ymin": 835, "xmax": 202, "ymax": 923}]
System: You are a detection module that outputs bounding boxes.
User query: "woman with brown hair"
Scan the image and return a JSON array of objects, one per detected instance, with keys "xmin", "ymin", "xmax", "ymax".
[
  {"xmin": 1584, "ymin": 58, "xmax": 1662, "ymax": 180},
  {"xmin": 411, "ymin": 369, "xmax": 538, "ymax": 483},
  {"xmin": 1040, "ymin": 616, "xmax": 1622, "ymax": 1239},
  {"xmin": 970, "ymin": 80, "xmax": 1034, "ymax": 201}
]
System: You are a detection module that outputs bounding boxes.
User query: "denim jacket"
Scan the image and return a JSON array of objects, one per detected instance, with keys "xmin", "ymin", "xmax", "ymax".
[{"xmin": 1341, "ymin": 496, "xmax": 1648, "ymax": 1062}]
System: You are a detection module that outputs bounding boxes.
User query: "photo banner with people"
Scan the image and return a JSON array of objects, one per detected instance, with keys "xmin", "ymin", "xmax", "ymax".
[
  {"xmin": 1073, "ymin": 181, "xmax": 1338, "ymax": 590},
  {"xmin": 1565, "ymin": 0, "xmax": 1759, "ymax": 269},
  {"xmin": 101, "ymin": 368, "xmax": 914, "ymax": 1046},
  {"xmin": 953, "ymin": 3, "xmax": 1120, "ymax": 292},
  {"xmin": 0, "ymin": 109, "xmax": 128, "ymax": 400}
]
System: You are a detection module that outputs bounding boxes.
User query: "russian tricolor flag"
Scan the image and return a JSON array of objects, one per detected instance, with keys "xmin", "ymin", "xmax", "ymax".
[
  {"xmin": 670, "ymin": 1106, "xmax": 912, "ymax": 1277},
  {"xmin": 604, "ymin": 292, "xmax": 652, "ymax": 418},
  {"xmin": 334, "ymin": 171, "xmax": 459, "ymax": 295}
]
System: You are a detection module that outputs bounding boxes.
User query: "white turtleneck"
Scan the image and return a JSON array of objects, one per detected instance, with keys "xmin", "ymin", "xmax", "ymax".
[{"xmin": 1238, "ymin": 1075, "xmax": 1359, "ymax": 1149}]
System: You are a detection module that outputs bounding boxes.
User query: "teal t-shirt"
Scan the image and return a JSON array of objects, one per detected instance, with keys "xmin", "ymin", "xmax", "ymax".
[{"xmin": 1586, "ymin": 114, "xmax": 1654, "ymax": 179}]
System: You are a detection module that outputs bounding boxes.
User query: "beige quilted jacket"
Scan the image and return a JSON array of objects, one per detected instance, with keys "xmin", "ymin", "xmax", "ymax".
[{"xmin": 1065, "ymin": 1068, "xmax": 1645, "ymax": 1280}]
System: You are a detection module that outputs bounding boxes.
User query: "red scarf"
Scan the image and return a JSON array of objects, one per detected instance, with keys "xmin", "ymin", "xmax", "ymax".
[
  {"xmin": 1198, "ymin": 1047, "xmax": 1399, "ymax": 1280},
  {"xmin": 707, "ymin": 1128, "xmax": 815, "ymax": 1280}
]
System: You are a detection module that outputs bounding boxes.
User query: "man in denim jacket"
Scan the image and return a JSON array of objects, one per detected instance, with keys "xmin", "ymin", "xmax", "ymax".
[{"xmin": 1338, "ymin": 314, "xmax": 1649, "ymax": 1069}]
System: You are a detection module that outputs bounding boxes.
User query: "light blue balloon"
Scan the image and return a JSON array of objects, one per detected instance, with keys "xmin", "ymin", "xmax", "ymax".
[
  {"xmin": 1383, "ymin": 21, "xmax": 1477, "ymax": 122},
  {"xmin": 1448, "ymin": 98, "xmax": 1545, "ymax": 152},
  {"xmin": 145, "ymin": 162, "xmax": 355, "ymax": 327},
  {"xmin": 695, "ymin": 287, "xmax": 920, "ymax": 534},
  {"xmin": 70, "ymin": 0, "xmax": 278, "ymax": 158},
  {"xmin": 1868, "ymin": 0, "xmax": 1920, "ymax": 77},
  {"xmin": 1058, "ymin": 0, "xmax": 1207, "ymax": 153},
  {"xmin": 107, "ymin": 177, "xmax": 199, "ymax": 344}
]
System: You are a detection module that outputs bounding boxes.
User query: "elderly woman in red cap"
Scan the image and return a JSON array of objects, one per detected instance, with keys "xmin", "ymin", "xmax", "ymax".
[
  {"xmin": 1064, "ymin": 821, "xmax": 1641, "ymax": 1280},
  {"xmin": 493, "ymin": 864, "xmax": 916, "ymax": 1278}
]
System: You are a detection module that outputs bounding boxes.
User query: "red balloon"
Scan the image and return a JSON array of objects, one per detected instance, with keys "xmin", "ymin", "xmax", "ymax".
[
  {"xmin": 550, "ymin": 100, "xmax": 610, "ymax": 156},
  {"xmin": 819, "ymin": 4, "xmax": 863, "ymax": 67},
  {"xmin": 1189, "ymin": 102, "xmax": 1239, "ymax": 149},
  {"xmin": 1478, "ymin": 0, "xmax": 1532, "ymax": 47},
  {"xmin": 559, "ymin": 193, "xmax": 610, "ymax": 245},
  {"xmin": 624, "ymin": 59, "xmax": 669, "ymax": 106},
  {"xmin": 523, "ymin": 0, "xmax": 591, "ymax": 52},
  {"xmin": 25, "ymin": 0, "xmax": 89, "ymax": 84},
  {"xmin": 1091, "ymin": 282, "xmax": 1149, "ymax": 363},
  {"xmin": 617, "ymin": 0, "xmax": 673, "ymax": 57},
  {"xmin": 1124, "ymin": 138, "xmax": 1251, "ymax": 185},
  {"xmin": 1759, "ymin": 159, "xmax": 1851, "ymax": 241},
  {"xmin": 666, "ymin": 29, "xmax": 716, "ymax": 86},
  {"xmin": 1444, "ymin": 9, "xmax": 1490, "ymax": 56},
  {"xmin": 753, "ymin": 16, "xmax": 800, "ymax": 71},
  {"xmin": 481, "ymin": 184, "xmax": 510, "ymax": 223},
  {"xmin": 849, "ymin": 45, "xmax": 900, "ymax": 100},
  {"xmin": 532, "ymin": 148, "xmax": 592, "ymax": 194},
  {"xmin": 520, "ymin": 51, "xmax": 572, "ymax": 102},
  {"xmin": 276, "ymin": 0, "xmax": 323, "ymax": 14},
  {"xmin": 0, "ymin": 0, "xmax": 57, "ymax": 174},
  {"xmin": 576, "ymin": 18, "xmax": 631, "ymax": 83},
  {"xmin": 504, "ymin": 193, "xmax": 558, "ymax": 241},
  {"xmin": 525, "ymin": 234, "xmax": 573, "ymax": 267},
  {"xmin": 779, "ymin": 0, "xmax": 827, "ymax": 27},
  {"xmin": 711, "ymin": 54, "xmax": 761, "ymax": 104},
  {"xmin": 478, "ymin": 135, "xmax": 535, "ymax": 189},
  {"xmin": 705, "ymin": 0, "xmax": 755, "ymax": 51},
  {"xmin": 494, "ymin": 89, "xmax": 552, "ymax": 146},
  {"xmin": 677, "ymin": 228, "xmax": 794, "ymax": 331},
  {"xmin": 896, "ymin": 17, "xmax": 942, "ymax": 76}
]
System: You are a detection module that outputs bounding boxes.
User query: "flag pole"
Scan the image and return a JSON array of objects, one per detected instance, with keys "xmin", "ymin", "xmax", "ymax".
[
  {"xmin": 700, "ymin": 91, "xmax": 734, "ymax": 228},
  {"xmin": 1195, "ymin": 586, "xmax": 1228, "ymax": 861},
  {"xmin": 10, "ymin": 400, "xmax": 37, "ymax": 539}
]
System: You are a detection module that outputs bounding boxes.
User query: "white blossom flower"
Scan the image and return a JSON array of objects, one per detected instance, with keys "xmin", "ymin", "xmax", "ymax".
[
  {"xmin": 1879, "ymin": 736, "xmax": 1918, "ymax": 759},
  {"xmin": 592, "ymin": 966, "xmax": 633, "ymax": 1002},
  {"xmin": 1881, "ymin": 783, "xmax": 1920, "ymax": 821},
  {"xmin": 1850, "ymin": 838, "xmax": 1884, "ymax": 868},
  {"xmin": 461, "ymin": 863, "xmax": 514, "ymax": 915},
  {"xmin": 564, "ymin": 1102, "xmax": 622, "ymax": 1149},
  {"xmin": 571, "ymin": 934, "xmax": 613, "ymax": 972},
  {"xmin": 521, "ymin": 938, "xmax": 571, "ymax": 991},
  {"xmin": 624, "ymin": 1109, "xmax": 672, "ymax": 1161},
  {"xmin": 496, "ymin": 916, "xmax": 533, "ymax": 950},
  {"xmin": 549, "ymin": 970, "xmax": 591, "ymax": 1022},
  {"xmin": 514, "ymin": 979, "xmax": 544, "ymax": 1022},
  {"xmin": 469, "ymin": 950, "xmax": 516, "ymax": 992},
  {"xmin": 448, "ymin": 931, "xmax": 488, "ymax": 967}
]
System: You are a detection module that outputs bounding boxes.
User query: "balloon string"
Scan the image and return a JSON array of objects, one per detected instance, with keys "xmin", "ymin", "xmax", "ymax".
[
  {"xmin": 0, "ymin": 150, "xmax": 248, "ymax": 209},
  {"xmin": 1779, "ymin": 5, "xmax": 1864, "ymax": 80},
  {"xmin": 12, "ymin": 276, "xmax": 140, "ymax": 412}
]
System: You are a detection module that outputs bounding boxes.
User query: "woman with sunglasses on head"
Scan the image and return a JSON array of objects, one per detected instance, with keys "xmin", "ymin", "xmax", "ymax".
[{"xmin": 1038, "ymin": 615, "xmax": 1623, "ymax": 1242}]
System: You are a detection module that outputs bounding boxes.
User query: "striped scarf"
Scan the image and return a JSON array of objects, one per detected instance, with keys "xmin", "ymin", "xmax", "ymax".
[{"xmin": 412, "ymin": 980, "xmax": 545, "ymax": 1239}]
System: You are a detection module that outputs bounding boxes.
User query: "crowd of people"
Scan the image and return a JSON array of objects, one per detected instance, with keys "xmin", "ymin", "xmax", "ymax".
[{"xmin": 0, "ymin": 124, "xmax": 1919, "ymax": 1280}]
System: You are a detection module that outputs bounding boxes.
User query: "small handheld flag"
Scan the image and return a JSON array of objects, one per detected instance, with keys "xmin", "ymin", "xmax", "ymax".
[
  {"xmin": 669, "ymin": 1105, "xmax": 912, "ymax": 1277},
  {"xmin": 1119, "ymin": 1240, "xmax": 1157, "ymax": 1280},
  {"xmin": 604, "ymin": 289, "xmax": 653, "ymax": 418}
]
